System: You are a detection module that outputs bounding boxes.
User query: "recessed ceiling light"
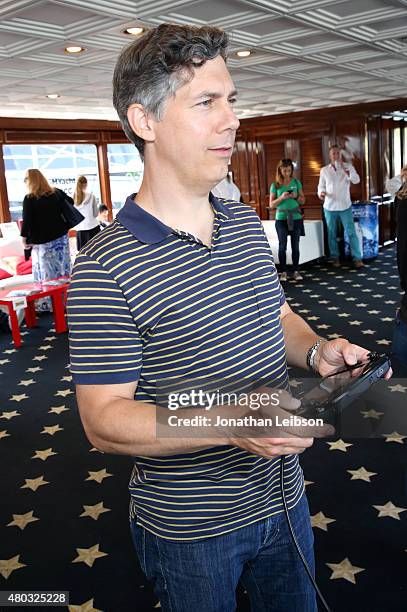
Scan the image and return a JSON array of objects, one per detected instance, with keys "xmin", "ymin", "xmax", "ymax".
[
  {"xmin": 124, "ymin": 27, "xmax": 144, "ymax": 36},
  {"xmin": 237, "ymin": 50, "xmax": 251, "ymax": 58},
  {"xmin": 46, "ymin": 94, "xmax": 60, "ymax": 99},
  {"xmin": 65, "ymin": 45, "xmax": 85, "ymax": 54}
]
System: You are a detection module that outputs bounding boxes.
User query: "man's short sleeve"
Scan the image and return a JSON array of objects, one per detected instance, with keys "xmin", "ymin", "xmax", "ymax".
[{"xmin": 67, "ymin": 253, "xmax": 142, "ymax": 385}]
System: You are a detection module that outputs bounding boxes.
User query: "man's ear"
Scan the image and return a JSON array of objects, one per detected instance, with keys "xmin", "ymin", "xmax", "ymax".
[{"xmin": 127, "ymin": 104, "xmax": 156, "ymax": 144}]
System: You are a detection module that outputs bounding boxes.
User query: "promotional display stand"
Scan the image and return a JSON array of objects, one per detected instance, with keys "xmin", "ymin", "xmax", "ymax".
[{"xmin": 344, "ymin": 201, "xmax": 379, "ymax": 260}]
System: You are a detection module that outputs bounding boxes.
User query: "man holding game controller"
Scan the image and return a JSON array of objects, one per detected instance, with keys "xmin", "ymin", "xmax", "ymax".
[{"xmin": 318, "ymin": 144, "xmax": 364, "ymax": 268}]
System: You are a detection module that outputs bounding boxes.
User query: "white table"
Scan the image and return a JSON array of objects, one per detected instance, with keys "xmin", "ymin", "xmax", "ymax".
[{"xmin": 261, "ymin": 220, "xmax": 325, "ymax": 265}]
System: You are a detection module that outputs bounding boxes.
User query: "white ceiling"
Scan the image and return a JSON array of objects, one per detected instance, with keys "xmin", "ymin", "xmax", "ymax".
[{"xmin": 0, "ymin": 0, "xmax": 407, "ymax": 121}]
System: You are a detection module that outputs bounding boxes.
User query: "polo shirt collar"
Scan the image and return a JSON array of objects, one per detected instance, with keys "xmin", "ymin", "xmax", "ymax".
[{"xmin": 116, "ymin": 192, "xmax": 235, "ymax": 244}]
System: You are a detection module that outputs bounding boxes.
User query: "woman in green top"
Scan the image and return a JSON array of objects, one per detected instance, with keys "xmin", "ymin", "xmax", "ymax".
[{"xmin": 269, "ymin": 158, "xmax": 306, "ymax": 282}]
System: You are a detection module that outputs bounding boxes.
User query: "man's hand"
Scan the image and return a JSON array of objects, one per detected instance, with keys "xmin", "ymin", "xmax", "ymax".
[
  {"xmin": 314, "ymin": 338, "xmax": 392, "ymax": 380},
  {"xmin": 318, "ymin": 191, "xmax": 326, "ymax": 200},
  {"xmin": 226, "ymin": 388, "xmax": 334, "ymax": 458}
]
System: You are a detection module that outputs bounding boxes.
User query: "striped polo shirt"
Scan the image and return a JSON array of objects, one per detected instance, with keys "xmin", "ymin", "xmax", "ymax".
[{"xmin": 67, "ymin": 193, "xmax": 304, "ymax": 541}]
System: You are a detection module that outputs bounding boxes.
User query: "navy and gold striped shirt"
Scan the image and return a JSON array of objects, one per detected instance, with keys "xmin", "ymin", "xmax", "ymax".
[{"xmin": 67, "ymin": 193, "xmax": 304, "ymax": 540}]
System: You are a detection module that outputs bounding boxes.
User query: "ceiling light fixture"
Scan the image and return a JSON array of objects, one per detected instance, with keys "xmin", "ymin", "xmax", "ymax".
[
  {"xmin": 65, "ymin": 45, "xmax": 85, "ymax": 54},
  {"xmin": 46, "ymin": 94, "xmax": 60, "ymax": 99},
  {"xmin": 124, "ymin": 27, "xmax": 144, "ymax": 36},
  {"xmin": 237, "ymin": 50, "xmax": 251, "ymax": 58}
]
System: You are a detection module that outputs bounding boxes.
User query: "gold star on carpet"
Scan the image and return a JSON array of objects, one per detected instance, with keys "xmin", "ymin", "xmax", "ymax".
[
  {"xmin": 349, "ymin": 320, "xmax": 362, "ymax": 325},
  {"xmin": 26, "ymin": 366, "xmax": 42, "ymax": 373},
  {"xmin": 377, "ymin": 339, "xmax": 391, "ymax": 345},
  {"xmin": 68, "ymin": 598, "xmax": 102, "ymax": 612},
  {"xmin": 304, "ymin": 480, "xmax": 314, "ymax": 487},
  {"xmin": 326, "ymin": 557, "xmax": 364, "ymax": 584},
  {"xmin": 388, "ymin": 384, "xmax": 407, "ymax": 393},
  {"xmin": 55, "ymin": 389, "xmax": 73, "ymax": 397},
  {"xmin": 21, "ymin": 475, "xmax": 49, "ymax": 491},
  {"xmin": 86, "ymin": 469, "xmax": 112, "ymax": 484},
  {"xmin": 49, "ymin": 405, "xmax": 69, "ymax": 415},
  {"xmin": 383, "ymin": 431, "xmax": 406, "ymax": 444},
  {"xmin": 61, "ymin": 375, "xmax": 72, "ymax": 382},
  {"xmin": 44, "ymin": 336, "xmax": 56, "ymax": 341},
  {"xmin": 72, "ymin": 544, "xmax": 107, "ymax": 568},
  {"xmin": 361, "ymin": 408, "xmax": 383, "ymax": 419},
  {"xmin": 0, "ymin": 410, "xmax": 20, "ymax": 420},
  {"xmin": 32, "ymin": 448, "xmax": 57, "ymax": 461},
  {"xmin": 307, "ymin": 316, "xmax": 319, "ymax": 321},
  {"xmin": 7, "ymin": 511, "xmax": 39, "ymax": 530},
  {"xmin": 89, "ymin": 447, "xmax": 104, "ymax": 453},
  {"xmin": 347, "ymin": 467, "xmax": 377, "ymax": 482},
  {"xmin": 3, "ymin": 348, "xmax": 17, "ymax": 354},
  {"xmin": 10, "ymin": 394, "xmax": 28, "ymax": 402},
  {"xmin": 327, "ymin": 439, "xmax": 353, "ymax": 452},
  {"xmin": 38, "ymin": 345, "xmax": 52, "ymax": 351},
  {"xmin": 33, "ymin": 355, "xmax": 47, "ymax": 361},
  {"xmin": 0, "ymin": 430, "xmax": 10, "ymax": 439},
  {"xmin": 368, "ymin": 310, "xmax": 380, "ymax": 314},
  {"xmin": 18, "ymin": 379, "xmax": 35, "ymax": 387},
  {"xmin": 80, "ymin": 502, "xmax": 111, "ymax": 521},
  {"xmin": 316, "ymin": 324, "xmax": 330, "ymax": 329},
  {"xmin": 0, "ymin": 555, "xmax": 26, "ymax": 579},
  {"xmin": 380, "ymin": 317, "xmax": 393, "ymax": 322},
  {"xmin": 41, "ymin": 424, "xmax": 63, "ymax": 436},
  {"xmin": 311, "ymin": 511, "xmax": 336, "ymax": 531},
  {"xmin": 327, "ymin": 333, "xmax": 341, "ymax": 339},
  {"xmin": 0, "ymin": 359, "xmax": 10, "ymax": 365},
  {"xmin": 373, "ymin": 501, "xmax": 406, "ymax": 520}
]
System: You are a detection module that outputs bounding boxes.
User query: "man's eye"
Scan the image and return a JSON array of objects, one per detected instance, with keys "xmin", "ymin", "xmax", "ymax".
[
  {"xmin": 229, "ymin": 98, "xmax": 237, "ymax": 105},
  {"xmin": 198, "ymin": 99, "xmax": 212, "ymax": 107}
]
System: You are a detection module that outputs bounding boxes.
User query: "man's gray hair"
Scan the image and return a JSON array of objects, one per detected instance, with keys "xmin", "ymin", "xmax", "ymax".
[{"xmin": 113, "ymin": 23, "xmax": 229, "ymax": 159}]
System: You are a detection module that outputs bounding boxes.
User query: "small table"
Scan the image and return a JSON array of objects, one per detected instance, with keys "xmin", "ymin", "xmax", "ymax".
[{"xmin": 0, "ymin": 277, "xmax": 69, "ymax": 348}]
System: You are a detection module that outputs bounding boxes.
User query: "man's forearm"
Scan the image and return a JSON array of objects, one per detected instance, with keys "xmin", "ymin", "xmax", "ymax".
[
  {"xmin": 78, "ymin": 392, "xmax": 231, "ymax": 457},
  {"xmin": 281, "ymin": 311, "xmax": 321, "ymax": 370}
]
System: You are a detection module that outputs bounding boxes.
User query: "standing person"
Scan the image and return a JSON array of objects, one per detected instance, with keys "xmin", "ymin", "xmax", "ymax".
[
  {"xmin": 73, "ymin": 175, "xmax": 100, "ymax": 250},
  {"xmin": 392, "ymin": 179, "xmax": 407, "ymax": 366},
  {"xmin": 318, "ymin": 145, "xmax": 363, "ymax": 268},
  {"xmin": 20, "ymin": 169, "xmax": 71, "ymax": 311},
  {"xmin": 67, "ymin": 24, "xmax": 380, "ymax": 612},
  {"xmin": 269, "ymin": 158, "xmax": 305, "ymax": 282},
  {"xmin": 212, "ymin": 171, "xmax": 241, "ymax": 201},
  {"xmin": 97, "ymin": 204, "xmax": 110, "ymax": 229}
]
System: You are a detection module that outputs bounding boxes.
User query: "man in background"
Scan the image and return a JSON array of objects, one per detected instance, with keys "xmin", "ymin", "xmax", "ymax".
[{"xmin": 318, "ymin": 144, "xmax": 364, "ymax": 268}]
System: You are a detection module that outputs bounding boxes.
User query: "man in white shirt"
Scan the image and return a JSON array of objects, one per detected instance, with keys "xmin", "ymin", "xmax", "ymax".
[
  {"xmin": 211, "ymin": 172, "xmax": 241, "ymax": 201},
  {"xmin": 318, "ymin": 144, "xmax": 363, "ymax": 268}
]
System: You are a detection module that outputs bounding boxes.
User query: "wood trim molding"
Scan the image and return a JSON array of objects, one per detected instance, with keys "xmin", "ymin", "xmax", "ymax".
[
  {"xmin": 97, "ymin": 142, "xmax": 112, "ymax": 212},
  {"xmin": 0, "ymin": 144, "xmax": 10, "ymax": 223}
]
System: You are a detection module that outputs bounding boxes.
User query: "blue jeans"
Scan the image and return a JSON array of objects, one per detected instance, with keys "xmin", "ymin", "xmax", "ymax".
[
  {"xmin": 130, "ymin": 494, "xmax": 317, "ymax": 612},
  {"xmin": 392, "ymin": 310, "xmax": 407, "ymax": 367},
  {"xmin": 275, "ymin": 219, "xmax": 302, "ymax": 272},
  {"xmin": 323, "ymin": 208, "xmax": 362, "ymax": 261}
]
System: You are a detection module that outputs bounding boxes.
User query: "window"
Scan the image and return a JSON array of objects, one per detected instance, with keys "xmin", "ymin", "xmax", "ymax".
[
  {"xmin": 107, "ymin": 143, "xmax": 143, "ymax": 214},
  {"xmin": 4, "ymin": 144, "xmax": 100, "ymax": 221},
  {"xmin": 393, "ymin": 127, "xmax": 401, "ymax": 176}
]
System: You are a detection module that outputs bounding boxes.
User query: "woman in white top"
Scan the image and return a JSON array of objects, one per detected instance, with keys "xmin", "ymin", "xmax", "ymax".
[{"xmin": 73, "ymin": 175, "xmax": 100, "ymax": 250}]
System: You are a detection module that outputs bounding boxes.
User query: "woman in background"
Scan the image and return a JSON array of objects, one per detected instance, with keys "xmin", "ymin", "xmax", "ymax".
[
  {"xmin": 20, "ymin": 168, "xmax": 71, "ymax": 310},
  {"xmin": 269, "ymin": 158, "xmax": 305, "ymax": 282},
  {"xmin": 73, "ymin": 175, "xmax": 100, "ymax": 250}
]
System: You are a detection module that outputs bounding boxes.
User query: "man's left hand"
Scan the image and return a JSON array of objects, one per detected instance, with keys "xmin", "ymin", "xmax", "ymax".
[{"xmin": 314, "ymin": 338, "xmax": 392, "ymax": 380}]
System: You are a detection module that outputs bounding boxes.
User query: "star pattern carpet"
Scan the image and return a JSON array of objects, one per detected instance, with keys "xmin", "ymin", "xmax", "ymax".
[{"xmin": 0, "ymin": 246, "xmax": 406, "ymax": 611}]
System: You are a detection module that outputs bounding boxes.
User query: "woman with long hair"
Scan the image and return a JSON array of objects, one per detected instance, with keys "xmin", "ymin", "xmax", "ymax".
[
  {"xmin": 73, "ymin": 175, "xmax": 100, "ymax": 250},
  {"xmin": 269, "ymin": 158, "xmax": 305, "ymax": 282},
  {"xmin": 20, "ymin": 168, "xmax": 72, "ymax": 311}
]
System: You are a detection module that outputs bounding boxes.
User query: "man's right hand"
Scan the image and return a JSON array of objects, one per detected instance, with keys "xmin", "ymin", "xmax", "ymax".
[
  {"xmin": 225, "ymin": 387, "xmax": 334, "ymax": 459},
  {"xmin": 319, "ymin": 191, "xmax": 326, "ymax": 200}
]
